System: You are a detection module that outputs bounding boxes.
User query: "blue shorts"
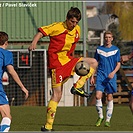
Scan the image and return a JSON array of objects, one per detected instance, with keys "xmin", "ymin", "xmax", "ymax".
[
  {"xmin": 0, "ymin": 91, "xmax": 9, "ymax": 105},
  {"xmin": 96, "ymin": 78, "xmax": 117, "ymax": 94}
]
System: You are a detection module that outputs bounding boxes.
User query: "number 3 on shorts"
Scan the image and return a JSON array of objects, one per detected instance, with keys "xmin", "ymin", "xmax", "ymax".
[{"xmin": 59, "ymin": 75, "xmax": 62, "ymax": 82}]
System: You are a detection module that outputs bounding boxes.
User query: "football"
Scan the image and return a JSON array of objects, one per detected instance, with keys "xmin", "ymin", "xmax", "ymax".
[{"xmin": 75, "ymin": 61, "xmax": 90, "ymax": 76}]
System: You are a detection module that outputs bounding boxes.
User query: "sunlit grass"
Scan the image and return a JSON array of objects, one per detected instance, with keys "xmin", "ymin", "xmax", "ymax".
[{"xmin": 10, "ymin": 105, "xmax": 132, "ymax": 131}]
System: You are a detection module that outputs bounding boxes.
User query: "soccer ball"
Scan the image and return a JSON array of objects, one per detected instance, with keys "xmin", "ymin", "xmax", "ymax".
[{"xmin": 75, "ymin": 61, "xmax": 90, "ymax": 76}]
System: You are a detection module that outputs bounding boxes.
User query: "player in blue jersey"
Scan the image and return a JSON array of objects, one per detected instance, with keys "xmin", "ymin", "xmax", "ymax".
[
  {"xmin": 0, "ymin": 31, "xmax": 29, "ymax": 132},
  {"xmin": 90, "ymin": 31, "xmax": 121, "ymax": 127}
]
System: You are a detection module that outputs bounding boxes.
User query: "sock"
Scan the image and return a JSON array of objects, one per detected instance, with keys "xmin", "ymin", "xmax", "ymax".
[
  {"xmin": 96, "ymin": 99, "xmax": 103, "ymax": 119},
  {"xmin": 45, "ymin": 100, "xmax": 58, "ymax": 130},
  {"xmin": 74, "ymin": 67, "xmax": 95, "ymax": 89},
  {"xmin": 106, "ymin": 100, "xmax": 113, "ymax": 122},
  {"xmin": 0, "ymin": 117, "xmax": 11, "ymax": 132}
]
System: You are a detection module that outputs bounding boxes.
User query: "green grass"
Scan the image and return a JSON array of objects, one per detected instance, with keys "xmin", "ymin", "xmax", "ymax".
[{"xmin": 10, "ymin": 105, "xmax": 132, "ymax": 131}]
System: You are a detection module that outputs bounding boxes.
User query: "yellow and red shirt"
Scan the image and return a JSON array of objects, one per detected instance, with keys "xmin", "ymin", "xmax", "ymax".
[{"xmin": 38, "ymin": 21, "xmax": 80, "ymax": 69}]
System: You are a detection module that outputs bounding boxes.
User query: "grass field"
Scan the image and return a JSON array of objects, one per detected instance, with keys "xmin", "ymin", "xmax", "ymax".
[{"xmin": 10, "ymin": 105, "xmax": 132, "ymax": 131}]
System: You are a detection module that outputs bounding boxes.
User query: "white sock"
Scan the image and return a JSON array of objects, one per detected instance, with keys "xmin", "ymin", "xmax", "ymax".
[
  {"xmin": 0, "ymin": 117, "xmax": 11, "ymax": 132},
  {"xmin": 106, "ymin": 100, "xmax": 113, "ymax": 122},
  {"xmin": 96, "ymin": 99, "xmax": 103, "ymax": 119}
]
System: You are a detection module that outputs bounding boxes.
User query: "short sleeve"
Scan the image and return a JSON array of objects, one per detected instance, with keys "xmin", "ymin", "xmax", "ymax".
[
  {"xmin": 4, "ymin": 51, "xmax": 13, "ymax": 66},
  {"xmin": 94, "ymin": 49, "xmax": 99, "ymax": 61},
  {"xmin": 38, "ymin": 22, "xmax": 59, "ymax": 36},
  {"xmin": 116, "ymin": 49, "xmax": 120, "ymax": 62}
]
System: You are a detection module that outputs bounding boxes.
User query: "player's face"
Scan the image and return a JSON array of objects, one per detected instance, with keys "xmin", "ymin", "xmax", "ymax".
[
  {"xmin": 66, "ymin": 17, "xmax": 79, "ymax": 31},
  {"xmin": 104, "ymin": 34, "xmax": 113, "ymax": 46}
]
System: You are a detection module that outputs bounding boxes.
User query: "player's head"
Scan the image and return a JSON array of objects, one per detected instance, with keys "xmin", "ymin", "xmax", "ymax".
[
  {"xmin": 104, "ymin": 30, "xmax": 113, "ymax": 39},
  {"xmin": 66, "ymin": 7, "xmax": 81, "ymax": 21},
  {"xmin": 104, "ymin": 31, "xmax": 113, "ymax": 45},
  {"xmin": 0, "ymin": 31, "xmax": 8, "ymax": 46},
  {"xmin": 66, "ymin": 7, "xmax": 81, "ymax": 31}
]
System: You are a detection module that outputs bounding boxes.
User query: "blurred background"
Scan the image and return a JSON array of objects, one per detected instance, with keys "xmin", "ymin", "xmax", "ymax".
[{"xmin": 0, "ymin": 1, "xmax": 132, "ymax": 107}]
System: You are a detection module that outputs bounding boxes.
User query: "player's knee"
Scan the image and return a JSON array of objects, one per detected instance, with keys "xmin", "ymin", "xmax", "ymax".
[
  {"xmin": 107, "ymin": 96, "xmax": 113, "ymax": 101},
  {"xmin": 90, "ymin": 58, "xmax": 97, "ymax": 64},
  {"xmin": 95, "ymin": 91, "xmax": 102, "ymax": 99},
  {"xmin": 91, "ymin": 58, "xmax": 98, "ymax": 69},
  {"xmin": 96, "ymin": 95, "xmax": 102, "ymax": 100},
  {"xmin": 1, "ymin": 110, "xmax": 12, "ymax": 120}
]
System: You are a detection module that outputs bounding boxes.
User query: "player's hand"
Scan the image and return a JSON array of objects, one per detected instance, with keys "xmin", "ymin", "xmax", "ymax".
[
  {"xmin": 22, "ymin": 87, "xmax": 29, "ymax": 100},
  {"xmin": 108, "ymin": 72, "xmax": 115, "ymax": 79},
  {"xmin": 28, "ymin": 32, "xmax": 43, "ymax": 51},
  {"xmin": 28, "ymin": 44, "xmax": 36, "ymax": 51},
  {"xmin": 90, "ymin": 76, "xmax": 95, "ymax": 85},
  {"xmin": 24, "ymin": 90, "xmax": 29, "ymax": 100}
]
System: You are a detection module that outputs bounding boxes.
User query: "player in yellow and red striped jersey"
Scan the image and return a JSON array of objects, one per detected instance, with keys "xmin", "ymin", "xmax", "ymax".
[{"xmin": 28, "ymin": 7, "xmax": 98, "ymax": 131}]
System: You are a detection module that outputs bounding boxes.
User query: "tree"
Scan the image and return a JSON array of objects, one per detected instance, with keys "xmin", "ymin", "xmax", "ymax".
[
  {"xmin": 105, "ymin": 2, "xmax": 133, "ymax": 41},
  {"xmin": 108, "ymin": 24, "xmax": 131, "ymax": 57}
]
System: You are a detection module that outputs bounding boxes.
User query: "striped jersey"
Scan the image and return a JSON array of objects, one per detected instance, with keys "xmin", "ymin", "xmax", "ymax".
[
  {"xmin": 38, "ymin": 21, "xmax": 80, "ymax": 69},
  {"xmin": 95, "ymin": 45, "xmax": 120, "ymax": 80}
]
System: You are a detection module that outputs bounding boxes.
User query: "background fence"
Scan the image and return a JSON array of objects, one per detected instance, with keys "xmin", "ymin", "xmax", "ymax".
[
  {"xmin": 2, "ymin": 48, "xmax": 132, "ymax": 107},
  {"xmin": 3, "ymin": 49, "xmax": 48, "ymax": 106}
]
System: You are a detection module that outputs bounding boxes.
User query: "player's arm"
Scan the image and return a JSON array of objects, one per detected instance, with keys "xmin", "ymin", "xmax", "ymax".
[
  {"xmin": 90, "ymin": 74, "xmax": 95, "ymax": 85},
  {"xmin": 128, "ymin": 51, "xmax": 133, "ymax": 60},
  {"xmin": 113, "ymin": 62, "xmax": 121, "ymax": 74},
  {"xmin": 28, "ymin": 32, "xmax": 43, "ymax": 51},
  {"xmin": 6, "ymin": 65, "xmax": 29, "ymax": 100},
  {"xmin": 121, "ymin": 55, "xmax": 129, "ymax": 63},
  {"xmin": 108, "ymin": 62, "xmax": 121, "ymax": 79},
  {"xmin": 121, "ymin": 51, "xmax": 133, "ymax": 63}
]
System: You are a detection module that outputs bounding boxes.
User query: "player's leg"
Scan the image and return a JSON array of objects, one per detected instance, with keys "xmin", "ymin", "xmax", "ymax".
[
  {"xmin": 105, "ymin": 81, "xmax": 117, "ymax": 127},
  {"xmin": 129, "ymin": 84, "xmax": 133, "ymax": 114},
  {"xmin": 41, "ymin": 85, "xmax": 63, "ymax": 131},
  {"xmin": 95, "ymin": 91, "xmax": 104, "ymax": 127},
  {"xmin": 130, "ymin": 93, "xmax": 133, "ymax": 114},
  {"xmin": 83, "ymin": 57, "xmax": 98, "ymax": 71},
  {"xmin": 71, "ymin": 57, "xmax": 97, "ymax": 97},
  {"xmin": 41, "ymin": 68, "xmax": 64, "ymax": 131},
  {"xmin": 0, "ymin": 104, "xmax": 12, "ymax": 132},
  {"xmin": 105, "ymin": 93, "xmax": 113, "ymax": 127},
  {"xmin": 71, "ymin": 67, "xmax": 95, "ymax": 97}
]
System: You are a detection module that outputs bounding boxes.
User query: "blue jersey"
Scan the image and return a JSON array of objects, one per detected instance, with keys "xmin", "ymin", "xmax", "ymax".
[
  {"xmin": 95, "ymin": 45, "xmax": 120, "ymax": 93},
  {"xmin": 0, "ymin": 48, "xmax": 13, "ymax": 104}
]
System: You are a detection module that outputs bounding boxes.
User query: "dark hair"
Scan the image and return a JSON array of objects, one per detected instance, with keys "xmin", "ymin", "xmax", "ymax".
[
  {"xmin": 0, "ymin": 31, "xmax": 8, "ymax": 45},
  {"xmin": 66, "ymin": 7, "xmax": 81, "ymax": 21}
]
